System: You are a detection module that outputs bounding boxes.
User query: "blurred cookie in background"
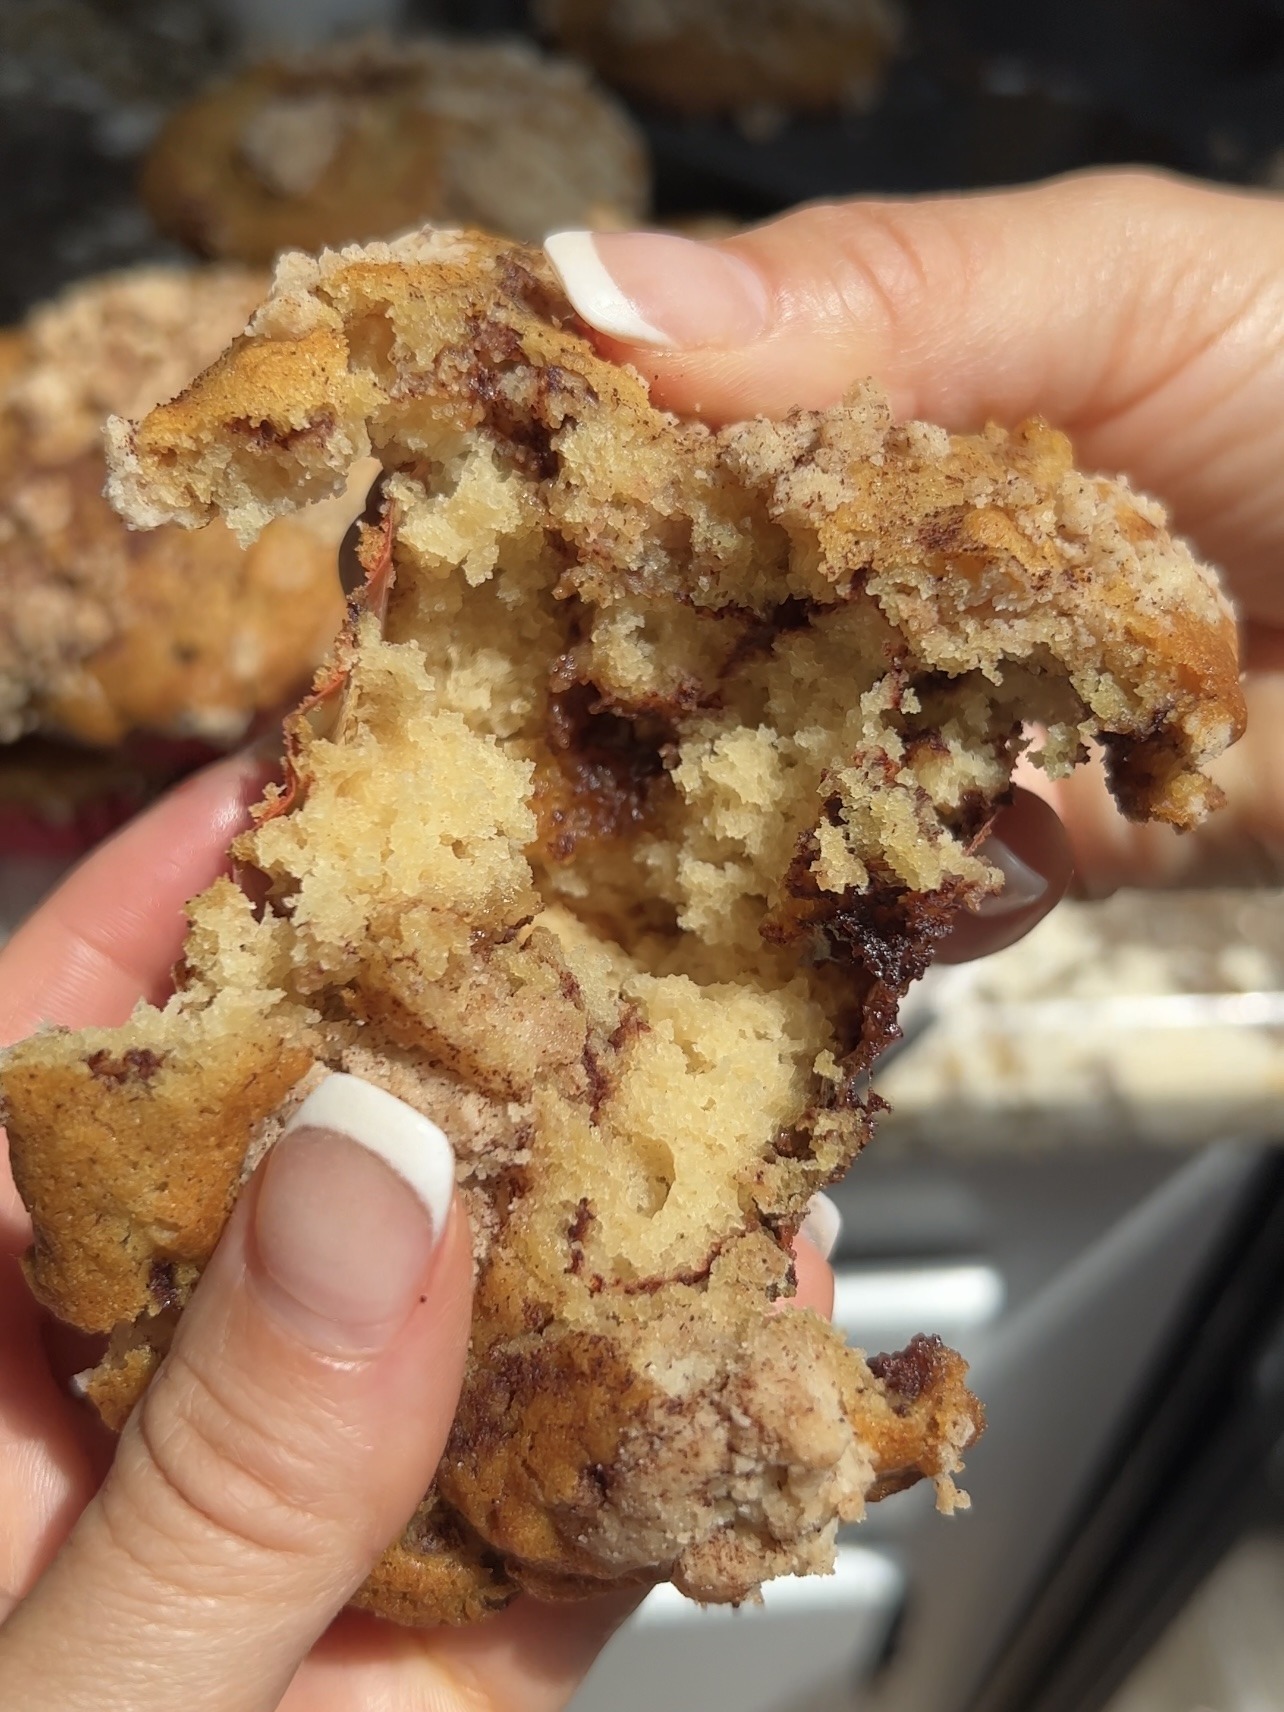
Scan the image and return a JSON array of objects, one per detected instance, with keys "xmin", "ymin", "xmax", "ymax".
[
  {"xmin": 0, "ymin": 264, "xmax": 357, "ymax": 854},
  {"xmin": 140, "ymin": 33, "xmax": 650, "ymax": 261},
  {"xmin": 536, "ymin": 0, "xmax": 903, "ymax": 118}
]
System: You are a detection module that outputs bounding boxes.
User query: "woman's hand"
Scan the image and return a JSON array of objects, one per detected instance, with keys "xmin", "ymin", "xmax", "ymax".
[
  {"xmin": 20, "ymin": 165, "xmax": 1260, "ymax": 1705},
  {"xmin": 546, "ymin": 170, "xmax": 1284, "ymax": 913}
]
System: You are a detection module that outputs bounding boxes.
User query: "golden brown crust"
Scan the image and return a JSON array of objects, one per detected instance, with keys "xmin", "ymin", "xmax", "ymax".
[
  {"xmin": 351, "ymin": 1498, "xmax": 519, "ymax": 1626},
  {"xmin": 5, "ymin": 1014, "xmax": 314, "ymax": 1333},
  {"xmin": 728, "ymin": 409, "xmax": 1247, "ymax": 827},
  {"xmin": 107, "ymin": 231, "xmax": 1243, "ymax": 828},
  {"xmin": 0, "ymin": 267, "xmax": 353, "ymax": 751},
  {"xmin": 0, "ymin": 230, "xmax": 1241, "ymax": 1626},
  {"xmin": 537, "ymin": 0, "xmax": 902, "ymax": 115},
  {"xmin": 81, "ymin": 1337, "xmax": 164, "ymax": 1434},
  {"xmin": 141, "ymin": 35, "xmax": 648, "ymax": 264}
]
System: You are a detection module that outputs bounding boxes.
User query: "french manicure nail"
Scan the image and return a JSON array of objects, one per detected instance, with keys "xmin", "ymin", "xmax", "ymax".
[
  {"xmin": 251, "ymin": 1073, "xmax": 455, "ymax": 1353},
  {"xmin": 974, "ymin": 836, "xmax": 1048, "ymax": 917},
  {"xmin": 545, "ymin": 230, "xmax": 771, "ymax": 350},
  {"xmin": 801, "ymin": 1192, "xmax": 843, "ymax": 1261}
]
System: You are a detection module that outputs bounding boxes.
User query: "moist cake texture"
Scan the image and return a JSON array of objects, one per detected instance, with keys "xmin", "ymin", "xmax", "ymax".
[
  {"xmin": 142, "ymin": 35, "xmax": 649, "ymax": 264},
  {"xmin": 0, "ymin": 266, "xmax": 352, "ymax": 752},
  {"xmin": 0, "ymin": 230, "xmax": 1244, "ymax": 1624}
]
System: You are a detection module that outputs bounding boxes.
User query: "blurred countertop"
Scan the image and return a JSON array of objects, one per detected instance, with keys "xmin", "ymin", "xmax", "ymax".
[{"xmin": 878, "ymin": 888, "xmax": 1284, "ymax": 1152}]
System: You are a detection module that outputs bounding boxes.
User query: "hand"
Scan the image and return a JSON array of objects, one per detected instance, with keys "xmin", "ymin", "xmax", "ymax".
[
  {"xmin": 546, "ymin": 170, "xmax": 1284, "ymax": 924},
  {"xmin": 0, "ymin": 755, "xmax": 840, "ymax": 1712},
  {"xmin": 0, "ymin": 749, "xmax": 837, "ymax": 1711}
]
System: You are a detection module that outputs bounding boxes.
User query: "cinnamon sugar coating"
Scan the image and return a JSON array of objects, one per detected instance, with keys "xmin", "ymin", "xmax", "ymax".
[{"xmin": 0, "ymin": 231, "xmax": 1242, "ymax": 1624}]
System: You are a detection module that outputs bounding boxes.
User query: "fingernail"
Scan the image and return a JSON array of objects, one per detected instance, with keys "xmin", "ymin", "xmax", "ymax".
[
  {"xmin": 974, "ymin": 835, "xmax": 1049, "ymax": 917},
  {"xmin": 800, "ymin": 1191, "xmax": 843, "ymax": 1261},
  {"xmin": 251, "ymin": 1073, "xmax": 455, "ymax": 1354},
  {"xmin": 545, "ymin": 230, "xmax": 770, "ymax": 350}
]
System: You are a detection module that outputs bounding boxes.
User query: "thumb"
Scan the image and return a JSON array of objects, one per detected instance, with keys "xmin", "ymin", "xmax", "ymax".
[
  {"xmin": 0, "ymin": 1073, "xmax": 471, "ymax": 1712},
  {"xmin": 546, "ymin": 173, "xmax": 1284, "ymax": 613}
]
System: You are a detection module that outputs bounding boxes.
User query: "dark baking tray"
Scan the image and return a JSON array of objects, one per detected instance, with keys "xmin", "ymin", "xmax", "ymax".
[
  {"xmin": 434, "ymin": 0, "xmax": 1284, "ymax": 214},
  {"xmin": 8, "ymin": 0, "xmax": 1284, "ymax": 322}
]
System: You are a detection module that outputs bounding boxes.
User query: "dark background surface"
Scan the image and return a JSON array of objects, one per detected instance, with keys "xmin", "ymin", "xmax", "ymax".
[
  {"xmin": 6, "ymin": 0, "xmax": 1284, "ymax": 319},
  {"xmin": 444, "ymin": 0, "xmax": 1284, "ymax": 216}
]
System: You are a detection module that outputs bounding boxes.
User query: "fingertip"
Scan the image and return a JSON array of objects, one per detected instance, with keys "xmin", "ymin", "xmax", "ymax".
[
  {"xmin": 791, "ymin": 1231, "xmax": 836, "ymax": 1321},
  {"xmin": 799, "ymin": 1191, "xmax": 842, "ymax": 1262},
  {"xmin": 166, "ymin": 740, "xmax": 280, "ymax": 839},
  {"xmin": 546, "ymin": 230, "xmax": 673, "ymax": 345},
  {"xmin": 547, "ymin": 206, "xmax": 905, "ymax": 420},
  {"xmin": 245, "ymin": 1075, "xmax": 459, "ymax": 1356},
  {"xmin": 936, "ymin": 787, "xmax": 1073, "ymax": 965},
  {"xmin": 68, "ymin": 741, "xmax": 275, "ymax": 896},
  {"xmin": 545, "ymin": 229, "xmax": 771, "ymax": 355}
]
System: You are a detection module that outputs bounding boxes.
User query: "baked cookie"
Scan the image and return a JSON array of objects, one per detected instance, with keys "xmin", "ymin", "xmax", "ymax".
[
  {"xmin": 538, "ymin": 0, "xmax": 903, "ymax": 116},
  {"xmin": 0, "ymin": 265, "xmax": 354, "ymax": 753},
  {"xmin": 1, "ymin": 231, "xmax": 1243, "ymax": 1625},
  {"xmin": 141, "ymin": 35, "xmax": 649, "ymax": 264}
]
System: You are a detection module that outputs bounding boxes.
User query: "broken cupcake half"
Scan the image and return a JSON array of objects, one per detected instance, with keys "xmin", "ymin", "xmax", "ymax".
[{"xmin": 0, "ymin": 230, "xmax": 1244, "ymax": 1625}]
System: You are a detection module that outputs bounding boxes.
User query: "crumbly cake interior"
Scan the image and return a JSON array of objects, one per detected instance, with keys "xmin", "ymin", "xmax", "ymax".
[
  {"xmin": 0, "ymin": 266, "xmax": 353, "ymax": 749},
  {"xmin": 142, "ymin": 35, "xmax": 648, "ymax": 264},
  {"xmin": 0, "ymin": 232, "xmax": 1243, "ymax": 1625}
]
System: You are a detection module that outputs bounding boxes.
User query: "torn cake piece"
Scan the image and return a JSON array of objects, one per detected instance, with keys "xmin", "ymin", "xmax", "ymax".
[{"xmin": 0, "ymin": 231, "xmax": 1244, "ymax": 1624}]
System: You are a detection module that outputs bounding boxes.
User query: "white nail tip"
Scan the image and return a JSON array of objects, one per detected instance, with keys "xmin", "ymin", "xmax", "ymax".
[
  {"xmin": 981, "ymin": 838, "xmax": 1048, "ymax": 913},
  {"xmin": 286, "ymin": 1073, "xmax": 455, "ymax": 1234},
  {"xmin": 801, "ymin": 1192, "xmax": 843, "ymax": 1261},
  {"xmin": 544, "ymin": 230, "xmax": 672, "ymax": 347}
]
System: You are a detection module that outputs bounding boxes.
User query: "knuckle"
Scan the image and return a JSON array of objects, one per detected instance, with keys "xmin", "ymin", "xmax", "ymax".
[
  {"xmin": 1054, "ymin": 166, "xmax": 1203, "ymax": 264},
  {"xmin": 102, "ymin": 1342, "xmax": 338, "ymax": 1590},
  {"xmin": 45, "ymin": 889, "xmax": 156, "ymax": 1000},
  {"xmin": 793, "ymin": 199, "xmax": 976, "ymax": 339},
  {"xmin": 1080, "ymin": 164, "xmax": 1187, "ymax": 206}
]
